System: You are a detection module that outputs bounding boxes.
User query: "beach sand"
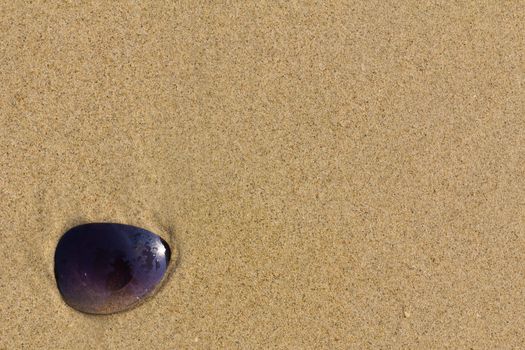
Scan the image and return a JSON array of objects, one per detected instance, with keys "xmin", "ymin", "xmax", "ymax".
[{"xmin": 1, "ymin": 2, "xmax": 524, "ymax": 349}]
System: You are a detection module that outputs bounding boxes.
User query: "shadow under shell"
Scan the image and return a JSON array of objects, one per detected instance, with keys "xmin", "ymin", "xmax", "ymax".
[{"xmin": 54, "ymin": 223, "xmax": 171, "ymax": 314}]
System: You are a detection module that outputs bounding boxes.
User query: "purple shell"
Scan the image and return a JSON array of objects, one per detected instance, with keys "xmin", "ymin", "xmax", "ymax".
[{"xmin": 54, "ymin": 223, "xmax": 171, "ymax": 314}]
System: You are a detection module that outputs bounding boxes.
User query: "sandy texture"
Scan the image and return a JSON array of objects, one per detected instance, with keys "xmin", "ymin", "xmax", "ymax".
[{"xmin": 1, "ymin": 1, "xmax": 524, "ymax": 349}]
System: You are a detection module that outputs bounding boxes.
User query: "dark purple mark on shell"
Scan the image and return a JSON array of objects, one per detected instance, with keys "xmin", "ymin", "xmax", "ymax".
[{"xmin": 54, "ymin": 223, "xmax": 171, "ymax": 314}]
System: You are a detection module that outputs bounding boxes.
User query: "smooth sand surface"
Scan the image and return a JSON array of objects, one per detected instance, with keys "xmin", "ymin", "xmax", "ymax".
[{"xmin": 1, "ymin": 2, "xmax": 524, "ymax": 349}]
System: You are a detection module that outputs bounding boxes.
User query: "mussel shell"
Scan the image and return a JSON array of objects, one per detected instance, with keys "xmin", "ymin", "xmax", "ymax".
[{"xmin": 54, "ymin": 223, "xmax": 171, "ymax": 314}]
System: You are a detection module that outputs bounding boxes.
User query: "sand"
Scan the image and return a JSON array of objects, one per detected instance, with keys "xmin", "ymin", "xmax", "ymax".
[{"xmin": 1, "ymin": 2, "xmax": 524, "ymax": 349}]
